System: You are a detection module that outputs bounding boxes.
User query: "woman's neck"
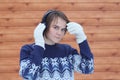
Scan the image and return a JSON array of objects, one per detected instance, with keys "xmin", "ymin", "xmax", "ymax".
[{"xmin": 44, "ymin": 35, "xmax": 56, "ymax": 45}]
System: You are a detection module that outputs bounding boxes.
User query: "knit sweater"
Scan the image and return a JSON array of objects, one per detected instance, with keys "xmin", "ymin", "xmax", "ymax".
[{"xmin": 19, "ymin": 40, "xmax": 94, "ymax": 80}]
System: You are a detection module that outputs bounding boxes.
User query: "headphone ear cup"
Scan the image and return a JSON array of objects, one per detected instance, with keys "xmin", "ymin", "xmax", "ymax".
[{"xmin": 41, "ymin": 10, "xmax": 53, "ymax": 26}]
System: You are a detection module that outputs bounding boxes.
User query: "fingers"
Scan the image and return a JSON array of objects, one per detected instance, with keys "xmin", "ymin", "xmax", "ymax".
[
  {"xmin": 67, "ymin": 22, "xmax": 83, "ymax": 31},
  {"xmin": 67, "ymin": 26, "xmax": 77, "ymax": 34},
  {"xmin": 36, "ymin": 23, "xmax": 46, "ymax": 31},
  {"xmin": 67, "ymin": 22, "xmax": 83, "ymax": 35}
]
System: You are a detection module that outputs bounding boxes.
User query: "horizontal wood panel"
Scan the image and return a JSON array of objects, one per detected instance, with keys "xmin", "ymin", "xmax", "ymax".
[
  {"xmin": 0, "ymin": 65, "xmax": 19, "ymax": 73},
  {"xmin": 0, "ymin": 19, "xmax": 38, "ymax": 27},
  {"xmin": 95, "ymin": 57, "xmax": 120, "ymax": 64},
  {"xmin": 0, "ymin": 50, "xmax": 19, "ymax": 58},
  {"xmin": 0, "ymin": 64, "xmax": 120, "ymax": 73},
  {"xmin": 0, "ymin": 26, "xmax": 120, "ymax": 34},
  {"xmin": 0, "ymin": 0, "xmax": 120, "ymax": 2},
  {"xmin": 0, "ymin": 33, "xmax": 120, "ymax": 42},
  {"xmin": 84, "ymin": 26, "xmax": 120, "ymax": 33},
  {"xmin": 0, "ymin": 3, "xmax": 120, "ymax": 11},
  {"xmin": 64, "ymin": 33, "xmax": 120, "ymax": 41},
  {"xmin": 0, "ymin": 41, "xmax": 119, "ymax": 49},
  {"xmin": 0, "ymin": 72, "xmax": 120, "ymax": 80},
  {"xmin": 0, "ymin": 33, "xmax": 33, "ymax": 42},
  {"xmin": 0, "ymin": 73, "xmax": 22, "ymax": 80},
  {"xmin": 62, "ymin": 41, "xmax": 120, "ymax": 49},
  {"xmin": 0, "ymin": 57, "xmax": 120, "ymax": 73},
  {"xmin": 0, "ymin": 57, "xmax": 120, "ymax": 66},
  {"xmin": 0, "ymin": 27, "xmax": 34, "ymax": 34},
  {"xmin": 95, "ymin": 64, "xmax": 120, "ymax": 72},
  {"xmin": 75, "ymin": 72, "xmax": 120, "ymax": 80},
  {"xmin": 92, "ymin": 48, "xmax": 120, "ymax": 57},
  {"xmin": 1, "ymin": 18, "xmax": 120, "ymax": 27},
  {"xmin": 0, "ymin": 58, "xmax": 19, "ymax": 66},
  {"xmin": 0, "ymin": 48, "xmax": 119, "ymax": 58},
  {"xmin": 0, "ymin": 11, "xmax": 120, "ymax": 19}
]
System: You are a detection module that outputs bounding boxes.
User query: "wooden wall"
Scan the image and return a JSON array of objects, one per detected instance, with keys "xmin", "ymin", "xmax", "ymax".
[{"xmin": 0, "ymin": 0, "xmax": 120, "ymax": 80}]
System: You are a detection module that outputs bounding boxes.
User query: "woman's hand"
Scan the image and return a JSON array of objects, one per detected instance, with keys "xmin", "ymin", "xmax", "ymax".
[
  {"xmin": 67, "ymin": 22, "xmax": 87, "ymax": 43},
  {"xmin": 34, "ymin": 23, "xmax": 46, "ymax": 49}
]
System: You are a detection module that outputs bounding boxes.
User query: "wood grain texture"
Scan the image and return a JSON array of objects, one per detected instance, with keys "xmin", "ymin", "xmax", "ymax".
[
  {"xmin": 0, "ymin": 11, "xmax": 120, "ymax": 19},
  {"xmin": 0, "ymin": 0, "xmax": 120, "ymax": 80},
  {"xmin": 0, "ymin": 0, "xmax": 120, "ymax": 2},
  {"xmin": 0, "ymin": 3, "xmax": 120, "ymax": 11}
]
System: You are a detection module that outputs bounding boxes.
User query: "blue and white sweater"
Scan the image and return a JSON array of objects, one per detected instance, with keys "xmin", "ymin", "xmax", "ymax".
[{"xmin": 19, "ymin": 40, "xmax": 94, "ymax": 80}]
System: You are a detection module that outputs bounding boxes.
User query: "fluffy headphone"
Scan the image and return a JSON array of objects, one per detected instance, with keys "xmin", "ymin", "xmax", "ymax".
[{"xmin": 41, "ymin": 10, "xmax": 54, "ymax": 25}]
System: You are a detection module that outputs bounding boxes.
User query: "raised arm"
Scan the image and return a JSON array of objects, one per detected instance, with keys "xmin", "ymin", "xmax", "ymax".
[
  {"xmin": 19, "ymin": 23, "xmax": 46, "ymax": 80},
  {"xmin": 67, "ymin": 22, "xmax": 94, "ymax": 74}
]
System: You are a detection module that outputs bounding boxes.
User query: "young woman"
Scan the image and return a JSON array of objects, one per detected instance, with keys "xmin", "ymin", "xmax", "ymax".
[{"xmin": 19, "ymin": 10, "xmax": 94, "ymax": 80}]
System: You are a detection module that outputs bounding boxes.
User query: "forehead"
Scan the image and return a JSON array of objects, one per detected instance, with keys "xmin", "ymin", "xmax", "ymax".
[{"xmin": 51, "ymin": 17, "xmax": 67, "ymax": 28}]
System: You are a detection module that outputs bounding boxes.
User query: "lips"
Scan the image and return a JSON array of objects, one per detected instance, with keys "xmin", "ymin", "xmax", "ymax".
[
  {"xmin": 56, "ymin": 37, "xmax": 61, "ymax": 39},
  {"xmin": 55, "ymin": 36, "xmax": 62, "ymax": 40}
]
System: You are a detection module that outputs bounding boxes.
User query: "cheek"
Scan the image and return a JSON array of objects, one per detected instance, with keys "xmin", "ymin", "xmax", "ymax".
[
  {"xmin": 46, "ymin": 30, "xmax": 55, "ymax": 37},
  {"xmin": 49, "ymin": 28, "xmax": 57, "ymax": 34}
]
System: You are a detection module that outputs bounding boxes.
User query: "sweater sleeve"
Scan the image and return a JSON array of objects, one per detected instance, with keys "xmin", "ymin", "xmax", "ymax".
[
  {"xmin": 19, "ymin": 44, "xmax": 44, "ymax": 80},
  {"xmin": 72, "ymin": 40, "xmax": 94, "ymax": 74}
]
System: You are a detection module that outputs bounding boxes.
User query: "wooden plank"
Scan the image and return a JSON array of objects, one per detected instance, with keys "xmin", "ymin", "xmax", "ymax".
[
  {"xmin": 0, "ymin": 33, "xmax": 120, "ymax": 48},
  {"xmin": 0, "ymin": 41, "xmax": 119, "ymax": 49},
  {"xmin": 0, "ymin": 50, "xmax": 18, "ymax": 58},
  {"xmin": 63, "ymin": 18, "xmax": 120, "ymax": 26},
  {"xmin": 92, "ymin": 48, "xmax": 120, "ymax": 57},
  {"xmin": 0, "ymin": 3, "xmax": 120, "ymax": 11},
  {"xmin": 0, "ymin": 73, "xmax": 22, "ymax": 80},
  {"xmin": 0, "ymin": 42, "xmax": 26, "ymax": 50},
  {"xmin": 64, "ymin": 33, "xmax": 120, "ymax": 41},
  {"xmin": 0, "ymin": 0, "xmax": 120, "ymax": 2},
  {"xmin": 84, "ymin": 26, "xmax": 120, "ymax": 33},
  {"xmin": 65, "ymin": 11, "xmax": 120, "ymax": 19},
  {"xmin": 0, "ymin": 33, "xmax": 120, "ymax": 42},
  {"xmin": 0, "ymin": 42, "xmax": 33, "ymax": 50},
  {"xmin": 0, "ymin": 33, "xmax": 34, "ymax": 42},
  {"xmin": 95, "ymin": 57, "xmax": 120, "ymax": 64},
  {"xmin": 0, "ymin": 72, "xmax": 120, "ymax": 80},
  {"xmin": 0, "ymin": 65, "xmax": 119, "ymax": 73},
  {"xmin": 0, "ymin": 27, "xmax": 34, "ymax": 34},
  {"xmin": 0, "ymin": 64, "xmax": 119, "ymax": 73},
  {"xmin": 0, "ymin": 18, "xmax": 39, "ymax": 27},
  {"xmin": 87, "ymin": 33, "xmax": 120, "ymax": 41},
  {"xmin": 1, "ymin": 18, "xmax": 120, "ymax": 27},
  {"xmin": 95, "ymin": 64, "xmax": 120, "ymax": 72},
  {"xmin": 0, "ymin": 65, "xmax": 19, "ymax": 73},
  {"xmin": 0, "ymin": 26, "xmax": 120, "ymax": 34},
  {"xmin": 0, "ymin": 50, "xmax": 19, "ymax": 58},
  {"xmin": 0, "ymin": 18, "xmax": 38, "ymax": 27},
  {"xmin": 75, "ymin": 72, "xmax": 120, "ymax": 80},
  {"xmin": 0, "ymin": 72, "xmax": 119, "ymax": 80},
  {"xmin": 0, "ymin": 57, "xmax": 120, "ymax": 66},
  {"xmin": 0, "ymin": 58, "xmax": 120, "ymax": 73},
  {"xmin": 0, "ymin": 11, "xmax": 120, "ymax": 19},
  {"xmin": 85, "ymin": 41, "xmax": 120, "ymax": 49},
  {"xmin": 0, "ymin": 57, "xmax": 119, "ymax": 80},
  {"xmin": 0, "ymin": 48, "xmax": 120, "ymax": 58}
]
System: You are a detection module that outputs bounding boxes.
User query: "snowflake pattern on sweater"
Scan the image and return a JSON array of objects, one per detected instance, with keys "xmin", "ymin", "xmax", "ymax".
[{"xmin": 19, "ymin": 40, "xmax": 94, "ymax": 80}]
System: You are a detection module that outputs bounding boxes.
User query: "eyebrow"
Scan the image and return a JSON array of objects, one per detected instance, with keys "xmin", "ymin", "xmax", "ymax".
[{"xmin": 53, "ymin": 24, "xmax": 66, "ymax": 29}]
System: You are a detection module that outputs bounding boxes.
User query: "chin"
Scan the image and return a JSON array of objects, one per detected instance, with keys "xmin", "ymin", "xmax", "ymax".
[{"xmin": 53, "ymin": 40, "xmax": 61, "ymax": 43}]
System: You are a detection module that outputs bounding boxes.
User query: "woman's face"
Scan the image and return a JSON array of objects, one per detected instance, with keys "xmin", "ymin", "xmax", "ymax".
[{"xmin": 44, "ymin": 17, "xmax": 67, "ymax": 45}]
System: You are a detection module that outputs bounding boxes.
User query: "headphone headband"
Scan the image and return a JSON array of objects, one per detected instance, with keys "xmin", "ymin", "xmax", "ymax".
[{"xmin": 41, "ymin": 10, "xmax": 54, "ymax": 23}]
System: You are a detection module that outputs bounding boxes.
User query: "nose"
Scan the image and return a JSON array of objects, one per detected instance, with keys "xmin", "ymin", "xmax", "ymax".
[{"xmin": 57, "ymin": 29, "xmax": 62, "ymax": 35}]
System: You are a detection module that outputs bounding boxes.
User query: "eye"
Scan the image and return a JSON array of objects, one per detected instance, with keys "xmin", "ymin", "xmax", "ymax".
[
  {"xmin": 61, "ymin": 28, "xmax": 67, "ymax": 32},
  {"xmin": 53, "ymin": 26, "xmax": 59, "ymax": 30}
]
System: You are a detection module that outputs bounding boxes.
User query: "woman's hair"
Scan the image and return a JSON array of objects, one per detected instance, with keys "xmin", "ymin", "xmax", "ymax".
[{"xmin": 42, "ymin": 10, "xmax": 70, "ymax": 35}]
